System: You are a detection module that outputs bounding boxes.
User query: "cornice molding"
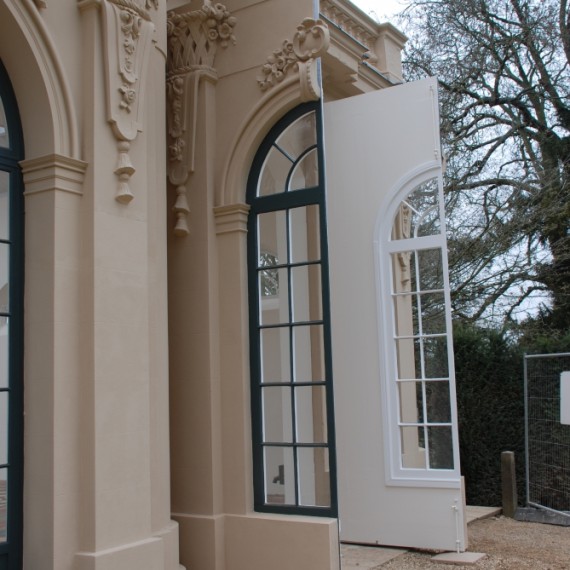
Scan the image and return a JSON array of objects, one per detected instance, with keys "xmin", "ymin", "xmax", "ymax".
[
  {"xmin": 166, "ymin": 3, "xmax": 237, "ymax": 237},
  {"xmin": 320, "ymin": 0, "xmax": 407, "ymax": 85},
  {"xmin": 320, "ymin": 0, "xmax": 376, "ymax": 52}
]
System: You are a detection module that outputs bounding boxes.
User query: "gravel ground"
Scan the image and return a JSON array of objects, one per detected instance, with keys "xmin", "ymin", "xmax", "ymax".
[{"xmin": 380, "ymin": 516, "xmax": 570, "ymax": 570}]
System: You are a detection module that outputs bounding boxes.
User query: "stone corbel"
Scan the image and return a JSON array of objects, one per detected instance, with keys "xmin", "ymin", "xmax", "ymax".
[
  {"xmin": 101, "ymin": 0, "xmax": 156, "ymax": 203},
  {"xmin": 257, "ymin": 18, "xmax": 330, "ymax": 101},
  {"xmin": 166, "ymin": 3, "xmax": 237, "ymax": 237}
]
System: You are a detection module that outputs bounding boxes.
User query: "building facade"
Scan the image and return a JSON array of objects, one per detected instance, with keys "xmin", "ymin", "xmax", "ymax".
[{"xmin": 0, "ymin": 1, "xmax": 465, "ymax": 569}]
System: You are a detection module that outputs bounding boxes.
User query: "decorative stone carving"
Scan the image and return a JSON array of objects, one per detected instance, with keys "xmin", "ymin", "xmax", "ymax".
[
  {"xmin": 257, "ymin": 18, "xmax": 329, "ymax": 100},
  {"xmin": 166, "ymin": 3, "xmax": 236, "ymax": 237},
  {"xmin": 100, "ymin": 0, "xmax": 157, "ymax": 203},
  {"xmin": 394, "ymin": 204, "xmax": 412, "ymax": 290}
]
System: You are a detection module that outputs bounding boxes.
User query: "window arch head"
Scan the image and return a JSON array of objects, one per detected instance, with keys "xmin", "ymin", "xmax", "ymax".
[{"xmin": 250, "ymin": 106, "xmax": 321, "ymax": 200}]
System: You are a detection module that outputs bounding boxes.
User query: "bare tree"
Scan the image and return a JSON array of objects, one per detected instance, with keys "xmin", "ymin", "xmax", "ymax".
[{"xmin": 401, "ymin": 0, "xmax": 570, "ymax": 332}]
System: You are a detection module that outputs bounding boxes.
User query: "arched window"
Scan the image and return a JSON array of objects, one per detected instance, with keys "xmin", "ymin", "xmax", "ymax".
[
  {"xmin": 0, "ymin": 60, "xmax": 24, "ymax": 569},
  {"xmin": 247, "ymin": 103, "xmax": 337, "ymax": 516},
  {"xmin": 378, "ymin": 168, "xmax": 460, "ymax": 484}
]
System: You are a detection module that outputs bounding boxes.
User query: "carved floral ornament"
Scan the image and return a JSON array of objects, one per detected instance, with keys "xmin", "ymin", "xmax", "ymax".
[
  {"xmin": 166, "ymin": 3, "xmax": 236, "ymax": 237},
  {"xmin": 97, "ymin": 0, "xmax": 157, "ymax": 204},
  {"xmin": 257, "ymin": 19, "xmax": 330, "ymax": 95}
]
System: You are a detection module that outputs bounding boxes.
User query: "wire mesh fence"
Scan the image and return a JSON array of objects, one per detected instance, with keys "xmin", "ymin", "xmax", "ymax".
[{"xmin": 524, "ymin": 353, "xmax": 570, "ymax": 516}]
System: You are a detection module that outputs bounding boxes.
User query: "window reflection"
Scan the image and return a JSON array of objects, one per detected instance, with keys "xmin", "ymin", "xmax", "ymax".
[
  {"xmin": 392, "ymin": 178, "xmax": 440, "ymax": 240},
  {"xmin": 0, "ymin": 96, "xmax": 8, "ymax": 149},
  {"xmin": 0, "ymin": 468, "xmax": 6, "ymax": 541},
  {"xmin": 264, "ymin": 447, "xmax": 295, "ymax": 505},
  {"xmin": 0, "ymin": 171, "xmax": 9, "ymax": 240},
  {"xmin": 257, "ymin": 112, "xmax": 319, "ymax": 197},
  {"xmin": 391, "ymin": 177, "xmax": 453, "ymax": 471}
]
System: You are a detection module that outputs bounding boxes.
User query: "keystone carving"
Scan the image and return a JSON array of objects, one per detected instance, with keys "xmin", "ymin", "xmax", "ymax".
[
  {"xmin": 101, "ymin": 0, "xmax": 157, "ymax": 203},
  {"xmin": 257, "ymin": 18, "xmax": 330, "ymax": 99},
  {"xmin": 166, "ymin": 3, "xmax": 237, "ymax": 237}
]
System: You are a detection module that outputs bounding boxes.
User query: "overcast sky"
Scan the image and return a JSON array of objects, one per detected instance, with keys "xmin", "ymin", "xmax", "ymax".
[{"xmin": 348, "ymin": 0, "xmax": 408, "ymax": 22}]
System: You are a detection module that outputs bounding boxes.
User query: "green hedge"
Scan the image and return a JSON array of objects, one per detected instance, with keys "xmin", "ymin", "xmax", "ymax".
[{"xmin": 453, "ymin": 323, "xmax": 525, "ymax": 506}]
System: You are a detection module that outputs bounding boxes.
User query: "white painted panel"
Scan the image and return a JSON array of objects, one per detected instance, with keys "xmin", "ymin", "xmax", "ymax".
[
  {"xmin": 325, "ymin": 78, "xmax": 466, "ymax": 551},
  {"xmin": 561, "ymin": 372, "xmax": 570, "ymax": 425}
]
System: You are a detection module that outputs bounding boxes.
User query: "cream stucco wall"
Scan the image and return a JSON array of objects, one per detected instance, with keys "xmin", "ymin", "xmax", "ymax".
[
  {"xmin": 1, "ymin": 1, "xmax": 179, "ymax": 568},
  {"xmin": 0, "ymin": 0, "xmax": 407, "ymax": 568},
  {"xmin": 167, "ymin": 2, "xmax": 341, "ymax": 568}
]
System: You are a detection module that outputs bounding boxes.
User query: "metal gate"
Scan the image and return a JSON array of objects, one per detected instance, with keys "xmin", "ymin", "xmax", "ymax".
[{"xmin": 524, "ymin": 353, "xmax": 570, "ymax": 517}]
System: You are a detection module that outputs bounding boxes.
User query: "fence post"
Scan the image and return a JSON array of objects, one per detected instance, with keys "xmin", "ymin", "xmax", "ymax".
[{"xmin": 501, "ymin": 451, "xmax": 518, "ymax": 517}]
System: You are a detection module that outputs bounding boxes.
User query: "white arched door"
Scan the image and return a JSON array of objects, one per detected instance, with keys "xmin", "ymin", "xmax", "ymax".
[{"xmin": 325, "ymin": 77, "xmax": 466, "ymax": 551}]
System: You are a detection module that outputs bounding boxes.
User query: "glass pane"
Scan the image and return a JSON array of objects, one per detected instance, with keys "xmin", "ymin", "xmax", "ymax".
[
  {"xmin": 295, "ymin": 386, "xmax": 327, "ymax": 443},
  {"xmin": 395, "ymin": 337, "xmax": 421, "ymax": 380},
  {"xmin": 0, "ymin": 171, "xmax": 8, "ymax": 240},
  {"xmin": 258, "ymin": 211, "xmax": 287, "ymax": 267},
  {"xmin": 0, "ymin": 392, "xmax": 6, "ymax": 465},
  {"xmin": 0, "ymin": 467, "xmax": 6, "ymax": 541},
  {"xmin": 0, "ymin": 96, "xmax": 8, "ymax": 148},
  {"xmin": 293, "ymin": 325, "xmax": 325, "ymax": 383},
  {"xmin": 392, "ymin": 179, "xmax": 440, "ymax": 240},
  {"xmin": 262, "ymin": 387, "xmax": 292, "ymax": 443},
  {"xmin": 260, "ymin": 327, "xmax": 290, "ymax": 383},
  {"xmin": 289, "ymin": 206, "xmax": 321, "ymax": 264},
  {"xmin": 392, "ymin": 251, "xmax": 416, "ymax": 293},
  {"xmin": 264, "ymin": 447, "xmax": 295, "ymax": 505},
  {"xmin": 428, "ymin": 427, "xmax": 454, "ymax": 469},
  {"xmin": 400, "ymin": 426, "xmax": 426, "ymax": 468},
  {"xmin": 259, "ymin": 251, "xmax": 279, "ymax": 294},
  {"xmin": 275, "ymin": 112, "xmax": 316, "ymax": 160},
  {"xmin": 0, "ymin": 243, "xmax": 8, "ymax": 314},
  {"xmin": 420, "ymin": 292, "xmax": 446, "ymax": 334},
  {"xmin": 289, "ymin": 148, "xmax": 319, "ymax": 191},
  {"xmin": 259, "ymin": 268, "xmax": 289, "ymax": 325},
  {"xmin": 418, "ymin": 248, "xmax": 443, "ymax": 291},
  {"xmin": 297, "ymin": 447, "xmax": 330, "ymax": 507},
  {"xmin": 258, "ymin": 146, "xmax": 292, "ymax": 196},
  {"xmin": 424, "ymin": 336, "xmax": 449, "ymax": 378},
  {"xmin": 398, "ymin": 381, "xmax": 423, "ymax": 423},
  {"xmin": 291, "ymin": 265, "xmax": 322, "ymax": 323},
  {"xmin": 426, "ymin": 381, "xmax": 451, "ymax": 423},
  {"xmin": 416, "ymin": 205, "xmax": 440, "ymax": 237},
  {"xmin": 0, "ymin": 318, "xmax": 7, "ymax": 389}
]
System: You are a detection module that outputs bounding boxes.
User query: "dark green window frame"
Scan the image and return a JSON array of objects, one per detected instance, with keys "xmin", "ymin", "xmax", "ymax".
[
  {"xmin": 246, "ymin": 102, "xmax": 337, "ymax": 517},
  {"xmin": 0, "ymin": 59, "xmax": 24, "ymax": 570}
]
